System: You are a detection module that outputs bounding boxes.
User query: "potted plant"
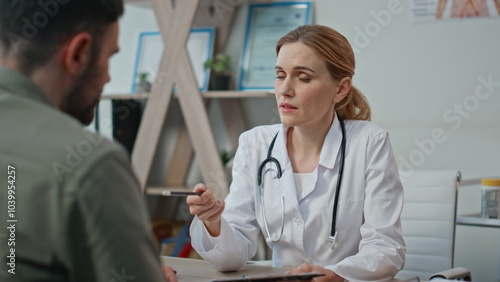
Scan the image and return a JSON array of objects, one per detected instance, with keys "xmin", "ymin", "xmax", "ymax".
[
  {"xmin": 204, "ymin": 53, "xmax": 232, "ymax": 90},
  {"xmin": 136, "ymin": 71, "xmax": 152, "ymax": 93}
]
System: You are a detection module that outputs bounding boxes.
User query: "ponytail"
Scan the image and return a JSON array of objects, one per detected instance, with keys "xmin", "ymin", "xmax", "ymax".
[{"xmin": 335, "ymin": 86, "xmax": 371, "ymax": 121}]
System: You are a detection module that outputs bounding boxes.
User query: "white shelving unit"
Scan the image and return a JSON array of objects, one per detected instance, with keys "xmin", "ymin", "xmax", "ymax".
[{"xmin": 120, "ymin": 0, "xmax": 273, "ymax": 200}]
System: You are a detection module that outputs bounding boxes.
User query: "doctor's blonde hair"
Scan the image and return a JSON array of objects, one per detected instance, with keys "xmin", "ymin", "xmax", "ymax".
[{"xmin": 276, "ymin": 25, "xmax": 371, "ymax": 121}]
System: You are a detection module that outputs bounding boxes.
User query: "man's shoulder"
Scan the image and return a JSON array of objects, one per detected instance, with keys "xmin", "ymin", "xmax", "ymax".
[
  {"xmin": 34, "ymin": 110, "xmax": 126, "ymax": 163},
  {"xmin": 1, "ymin": 94, "xmax": 129, "ymax": 172}
]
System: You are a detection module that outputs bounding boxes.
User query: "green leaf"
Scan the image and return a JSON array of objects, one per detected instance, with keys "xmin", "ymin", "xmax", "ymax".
[{"xmin": 204, "ymin": 53, "xmax": 232, "ymax": 74}]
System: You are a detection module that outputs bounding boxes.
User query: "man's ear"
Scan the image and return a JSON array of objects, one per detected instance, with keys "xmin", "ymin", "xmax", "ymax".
[
  {"xmin": 333, "ymin": 77, "xmax": 352, "ymax": 103},
  {"xmin": 61, "ymin": 32, "xmax": 92, "ymax": 76}
]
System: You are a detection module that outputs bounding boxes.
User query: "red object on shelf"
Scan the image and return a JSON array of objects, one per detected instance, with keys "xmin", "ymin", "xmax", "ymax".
[{"xmin": 178, "ymin": 242, "xmax": 192, "ymax": 258}]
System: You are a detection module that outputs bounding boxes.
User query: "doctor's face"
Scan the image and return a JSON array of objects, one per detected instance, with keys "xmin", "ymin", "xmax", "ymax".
[{"xmin": 274, "ymin": 42, "xmax": 343, "ymax": 128}]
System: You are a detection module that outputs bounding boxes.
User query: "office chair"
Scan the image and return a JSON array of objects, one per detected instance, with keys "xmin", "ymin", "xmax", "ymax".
[{"xmin": 395, "ymin": 170, "xmax": 471, "ymax": 281}]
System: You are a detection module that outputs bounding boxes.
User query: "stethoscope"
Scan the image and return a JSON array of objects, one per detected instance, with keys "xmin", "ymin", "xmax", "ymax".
[{"xmin": 257, "ymin": 115, "xmax": 346, "ymax": 247}]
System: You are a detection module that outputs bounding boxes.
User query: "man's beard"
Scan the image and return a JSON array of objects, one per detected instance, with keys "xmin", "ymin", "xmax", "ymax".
[{"xmin": 61, "ymin": 55, "xmax": 101, "ymax": 126}]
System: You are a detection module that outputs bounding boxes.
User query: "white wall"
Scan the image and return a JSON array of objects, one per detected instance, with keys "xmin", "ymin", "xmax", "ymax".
[
  {"xmin": 107, "ymin": 1, "xmax": 500, "ymax": 281},
  {"xmin": 311, "ymin": 2, "xmax": 500, "ymax": 280}
]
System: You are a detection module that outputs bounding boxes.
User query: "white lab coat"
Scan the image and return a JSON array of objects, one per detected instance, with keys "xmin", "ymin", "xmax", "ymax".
[{"xmin": 190, "ymin": 117, "xmax": 406, "ymax": 281}]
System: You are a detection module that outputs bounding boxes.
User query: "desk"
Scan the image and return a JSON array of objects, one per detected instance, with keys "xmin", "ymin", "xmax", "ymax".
[
  {"xmin": 161, "ymin": 256, "xmax": 410, "ymax": 282},
  {"xmin": 456, "ymin": 213, "xmax": 500, "ymax": 228},
  {"xmin": 161, "ymin": 257, "xmax": 290, "ymax": 281}
]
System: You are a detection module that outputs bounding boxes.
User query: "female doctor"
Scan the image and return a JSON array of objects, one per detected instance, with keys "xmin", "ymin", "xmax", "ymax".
[{"xmin": 187, "ymin": 25, "xmax": 405, "ymax": 281}]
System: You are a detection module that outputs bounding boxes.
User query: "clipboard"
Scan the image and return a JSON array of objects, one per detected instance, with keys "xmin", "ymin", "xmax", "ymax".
[{"xmin": 209, "ymin": 272, "xmax": 324, "ymax": 282}]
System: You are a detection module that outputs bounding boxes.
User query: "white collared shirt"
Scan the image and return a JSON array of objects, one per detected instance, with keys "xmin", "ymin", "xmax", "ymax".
[
  {"xmin": 294, "ymin": 171, "xmax": 315, "ymax": 201},
  {"xmin": 190, "ymin": 117, "xmax": 406, "ymax": 281}
]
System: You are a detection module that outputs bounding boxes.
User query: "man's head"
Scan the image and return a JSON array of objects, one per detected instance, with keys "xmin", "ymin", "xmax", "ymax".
[{"xmin": 0, "ymin": 0, "xmax": 123, "ymax": 125}]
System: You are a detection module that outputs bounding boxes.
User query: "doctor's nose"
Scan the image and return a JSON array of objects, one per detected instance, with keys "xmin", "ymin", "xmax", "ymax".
[{"xmin": 276, "ymin": 80, "xmax": 294, "ymax": 98}]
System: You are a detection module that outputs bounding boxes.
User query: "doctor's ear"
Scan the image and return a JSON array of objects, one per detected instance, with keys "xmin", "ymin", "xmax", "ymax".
[{"xmin": 333, "ymin": 77, "xmax": 352, "ymax": 103}]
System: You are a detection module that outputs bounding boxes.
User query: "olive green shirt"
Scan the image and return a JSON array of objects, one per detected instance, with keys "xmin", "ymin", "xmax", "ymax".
[{"xmin": 0, "ymin": 67, "xmax": 165, "ymax": 282}]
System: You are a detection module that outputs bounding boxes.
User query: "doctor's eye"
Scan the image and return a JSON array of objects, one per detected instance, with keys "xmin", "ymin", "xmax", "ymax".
[
  {"xmin": 275, "ymin": 71, "xmax": 286, "ymax": 80},
  {"xmin": 298, "ymin": 74, "xmax": 311, "ymax": 82}
]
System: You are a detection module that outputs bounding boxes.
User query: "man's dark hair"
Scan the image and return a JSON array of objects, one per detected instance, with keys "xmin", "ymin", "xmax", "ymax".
[{"xmin": 0, "ymin": 0, "xmax": 124, "ymax": 74}]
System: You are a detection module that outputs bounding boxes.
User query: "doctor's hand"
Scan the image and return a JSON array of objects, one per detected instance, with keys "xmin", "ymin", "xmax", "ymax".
[
  {"xmin": 289, "ymin": 264, "xmax": 343, "ymax": 282},
  {"xmin": 186, "ymin": 183, "xmax": 225, "ymax": 237}
]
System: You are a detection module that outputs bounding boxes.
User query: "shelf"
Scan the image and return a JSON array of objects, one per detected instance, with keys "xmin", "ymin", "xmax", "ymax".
[
  {"xmin": 102, "ymin": 93, "xmax": 150, "ymax": 100},
  {"xmin": 127, "ymin": 0, "xmax": 273, "ymax": 200},
  {"xmin": 102, "ymin": 91, "xmax": 274, "ymax": 100},
  {"xmin": 124, "ymin": 0, "xmax": 275, "ymax": 5},
  {"xmin": 456, "ymin": 213, "xmax": 500, "ymax": 228},
  {"xmin": 203, "ymin": 90, "xmax": 274, "ymax": 98},
  {"xmin": 124, "ymin": 0, "xmax": 149, "ymax": 4}
]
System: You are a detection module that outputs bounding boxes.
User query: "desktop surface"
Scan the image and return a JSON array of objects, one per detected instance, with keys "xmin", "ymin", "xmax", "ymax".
[
  {"xmin": 161, "ymin": 257, "xmax": 291, "ymax": 282},
  {"xmin": 160, "ymin": 256, "xmax": 412, "ymax": 282}
]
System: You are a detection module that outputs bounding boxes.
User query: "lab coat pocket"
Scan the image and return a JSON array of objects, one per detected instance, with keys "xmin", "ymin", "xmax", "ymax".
[
  {"xmin": 309, "ymin": 198, "xmax": 365, "ymax": 264},
  {"xmin": 302, "ymin": 198, "xmax": 363, "ymax": 247},
  {"xmin": 335, "ymin": 197, "xmax": 364, "ymax": 231}
]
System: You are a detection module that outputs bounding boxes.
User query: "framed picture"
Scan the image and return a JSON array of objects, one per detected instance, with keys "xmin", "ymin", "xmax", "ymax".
[
  {"xmin": 131, "ymin": 27, "xmax": 215, "ymax": 93},
  {"xmin": 238, "ymin": 2, "xmax": 313, "ymax": 91}
]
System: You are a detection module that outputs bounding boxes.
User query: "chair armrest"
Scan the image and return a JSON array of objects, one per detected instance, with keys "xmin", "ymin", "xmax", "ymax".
[{"xmin": 429, "ymin": 267, "xmax": 471, "ymax": 281}]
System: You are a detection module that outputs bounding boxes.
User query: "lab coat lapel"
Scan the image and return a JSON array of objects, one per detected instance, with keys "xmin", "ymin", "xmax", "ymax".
[
  {"xmin": 270, "ymin": 118, "xmax": 345, "ymax": 208},
  {"xmin": 297, "ymin": 118, "xmax": 343, "ymax": 200},
  {"xmin": 273, "ymin": 126, "xmax": 299, "ymax": 212},
  {"xmin": 319, "ymin": 115, "xmax": 344, "ymax": 170}
]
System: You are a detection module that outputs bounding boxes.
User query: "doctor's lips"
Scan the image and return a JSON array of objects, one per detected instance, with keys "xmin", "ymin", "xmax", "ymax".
[{"xmin": 280, "ymin": 102, "xmax": 298, "ymax": 113}]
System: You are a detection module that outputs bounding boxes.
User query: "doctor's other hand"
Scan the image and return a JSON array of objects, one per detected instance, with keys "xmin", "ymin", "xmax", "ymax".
[
  {"xmin": 186, "ymin": 183, "xmax": 225, "ymax": 237},
  {"xmin": 289, "ymin": 264, "xmax": 343, "ymax": 282},
  {"xmin": 161, "ymin": 265, "xmax": 178, "ymax": 282}
]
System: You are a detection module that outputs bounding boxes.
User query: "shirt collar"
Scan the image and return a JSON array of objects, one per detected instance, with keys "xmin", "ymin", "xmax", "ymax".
[
  {"xmin": 0, "ymin": 67, "xmax": 55, "ymax": 108},
  {"xmin": 272, "ymin": 124, "xmax": 291, "ymax": 171},
  {"xmin": 273, "ymin": 116, "xmax": 344, "ymax": 171}
]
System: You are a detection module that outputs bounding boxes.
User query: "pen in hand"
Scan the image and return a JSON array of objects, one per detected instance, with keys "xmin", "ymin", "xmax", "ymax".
[{"xmin": 162, "ymin": 191, "xmax": 203, "ymax": 197}]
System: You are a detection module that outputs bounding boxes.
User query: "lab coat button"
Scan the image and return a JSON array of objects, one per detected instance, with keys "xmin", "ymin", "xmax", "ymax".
[{"xmin": 294, "ymin": 217, "xmax": 302, "ymax": 225}]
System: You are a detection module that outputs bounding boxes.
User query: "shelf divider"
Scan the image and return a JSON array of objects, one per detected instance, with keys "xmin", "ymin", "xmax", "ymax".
[{"xmin": 102, "ymin": 91, "xmax": 274, "ymax": 100}]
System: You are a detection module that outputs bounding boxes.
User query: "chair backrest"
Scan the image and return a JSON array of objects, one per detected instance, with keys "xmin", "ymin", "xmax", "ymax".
[{"xmin": 395, "ymin": 170, "xmax": 461, "ymax": 280}]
